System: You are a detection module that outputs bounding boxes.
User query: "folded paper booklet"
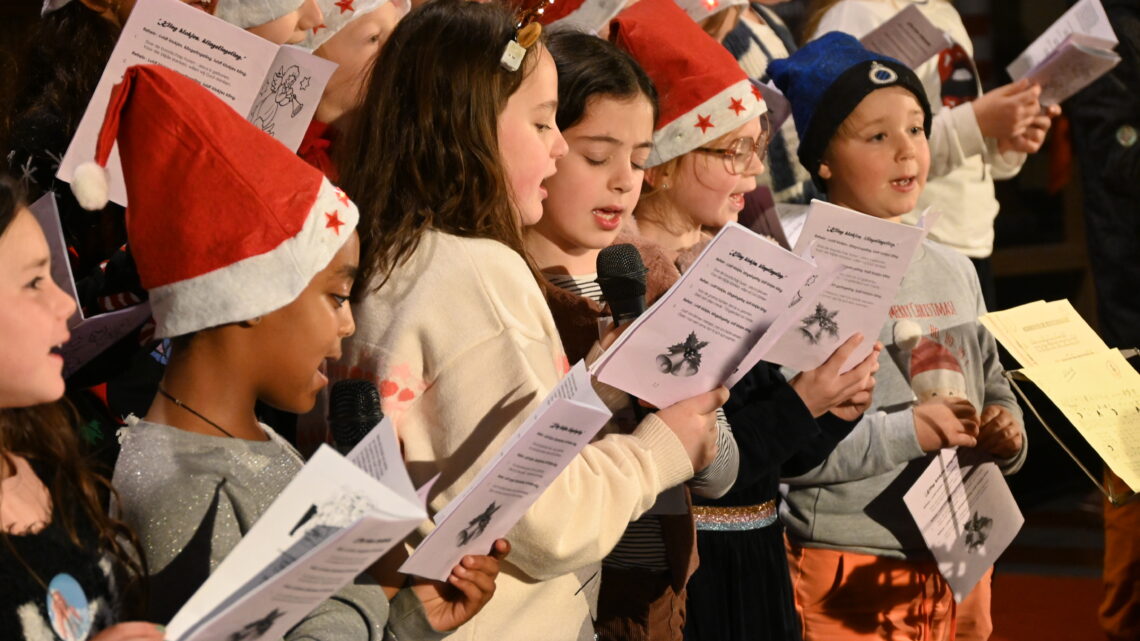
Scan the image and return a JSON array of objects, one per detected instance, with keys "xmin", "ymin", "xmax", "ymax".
[
  {"xmin": 400, "ymin": 361, "xmax": 613, "ymax": 581},
  {"xmin": 1006, "ymin": 0, "xmax": 1119, "ymax": 105},
  {"xmin": 760, "ymin": 199, "xmax": 934, "ymax": 373},
  {"xmin": 589, "ymin": 222, "xmax": 818, "ymax": 409},
  {"xmin": 165, "ymin": 445, "xmax": 426, "ymax": 641},
  {"xmin": 903, "ymin": 449, "xmax": 1024, "ymax": 603},
  {"xmin": 28, "ymin": 193, "xmax": 152, "ymax": 377},
  {"xmin": 860, "ymin": 4, "xmax": 952, "ymax": 70},
  {"xmin": 58, "ymin": 0, "xmax": 335, "ymax": 206}
]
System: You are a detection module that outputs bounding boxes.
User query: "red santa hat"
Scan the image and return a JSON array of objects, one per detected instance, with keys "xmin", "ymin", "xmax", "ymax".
[
  {"xmin": 70, "ymin": 65, "xmax": 358, "ymax": 339},
  {"xmin": 538, "ymin": 0, "xmax": 625, "ymax": 35},
  {"xmin": 610, "ymin": 0, "xmax": 765, "ymax": 167},
  {"xmin": 910, "ymin": 337, "xmax": 966, "ymax": 400}
]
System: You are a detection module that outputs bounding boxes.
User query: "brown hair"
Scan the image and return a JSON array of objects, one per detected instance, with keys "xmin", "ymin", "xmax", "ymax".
[
  {"xmin": 0, "ymin": 175, "xmax": 146, "ymax": 611},
  {"xmin": 337, "ymin": 0, "xmax": 543, "ymax": 295}
]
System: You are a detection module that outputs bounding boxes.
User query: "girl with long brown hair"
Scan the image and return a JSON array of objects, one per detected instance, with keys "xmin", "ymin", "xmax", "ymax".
[
  {"xmin": 0, "ymin": 173, "xmax": 161, "ymax": 641},
  {"xmin": 332, "ymin": 1, "xmax": 728, "ymax": 638}
]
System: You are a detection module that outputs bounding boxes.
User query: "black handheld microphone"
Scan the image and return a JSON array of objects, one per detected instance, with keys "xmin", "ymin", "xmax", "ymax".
[
  {"xmin": 328, "ymin": 379, "xmax": 383, "ymax": 454},
  {"xmin": 596, "ymin": 244, "xmax": 648, "ymax": 326}
]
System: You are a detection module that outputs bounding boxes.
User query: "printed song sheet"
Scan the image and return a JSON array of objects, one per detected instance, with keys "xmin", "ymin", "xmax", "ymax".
[
  {"xmin": 904, "ymin": 450, "xmax": 1024, "ymax": 602},
  {"xmin": 28, "ymin": 193, "xmax": 153, "ymax": 377},
  {"xmin": 980, "ymin": 299, "xmax": 1108, "ymax": 368},
  {"xmin": 400, "ymin": 361, "xmax": 612, "ymax": 581},
  {"xmin": 165, "ymin": 446, "xmax": 425, "ymax": 641},
  {"xmin": 58, "ymin": 0, "xmax": 334, "ymax": 205},
  {"xmin": 760, "ymin": 200, "xmax": 930, "ymax": 373},
  {"xmin": 590, "ymin": 223, "xmax": 816, "ymax": 408},
  {"xmin": 1005, "ymin": 0, "xmax": 1118, "ymax": 105},
  {"xmin": 1006, "ymin": 0, "xmax": 1117, "ymax": 79},
  {"xmin": 1020, "ymin": 349, "xmax": 1140, "ymax": 493},
  {"xmin": 860, "ymin": 4, "xmax": 952, "ymax": 70}
]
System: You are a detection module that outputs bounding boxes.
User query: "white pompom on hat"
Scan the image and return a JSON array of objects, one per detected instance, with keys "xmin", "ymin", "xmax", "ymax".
[
  {"xmin": 609, "ymin": 0, "xmax": 765, "ymax": 167},
  {"xmin": 71, "ymin": 64, "xmax": 359, "ymax": 339}
]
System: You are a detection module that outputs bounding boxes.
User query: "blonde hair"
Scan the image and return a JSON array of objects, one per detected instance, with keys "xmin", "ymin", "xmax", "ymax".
[{"xmin": 635, "ymin": 127, "xmax": 742, "ymax": 233}]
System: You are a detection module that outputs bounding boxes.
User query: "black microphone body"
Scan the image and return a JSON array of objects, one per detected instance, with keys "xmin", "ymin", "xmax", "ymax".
[
  {"xmin": 596, "ymin": 244, "xmax": 648, "ymax": 327},
  {"xmin": 328, "ymin": 379, "xmax": 383, "ymax": 454}
]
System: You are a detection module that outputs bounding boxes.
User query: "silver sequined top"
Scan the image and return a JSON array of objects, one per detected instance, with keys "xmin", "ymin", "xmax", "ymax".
[{"xmin": 112, "ymin": 418, "xmax": 397, "ymax": 639}]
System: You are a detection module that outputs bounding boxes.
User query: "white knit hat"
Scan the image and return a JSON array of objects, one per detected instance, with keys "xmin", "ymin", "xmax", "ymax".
[
  {"xmin": 71, "ymin": 65, "xmax": 359, "ymax": 338},
  {"xmin": 611, "ymin": 0, "xmax": 765, "ymax": 167}
]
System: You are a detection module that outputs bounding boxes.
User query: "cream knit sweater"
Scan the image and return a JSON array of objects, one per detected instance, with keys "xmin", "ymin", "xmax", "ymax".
[{"xmin": 337, "ymin": 229, "xmax": 695, "ymax": 640}]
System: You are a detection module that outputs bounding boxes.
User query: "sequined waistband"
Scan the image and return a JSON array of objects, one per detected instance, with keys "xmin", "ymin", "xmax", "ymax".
[{"xmin": 693, "ymin": 500, "xmax": 778, "ymax": 531}]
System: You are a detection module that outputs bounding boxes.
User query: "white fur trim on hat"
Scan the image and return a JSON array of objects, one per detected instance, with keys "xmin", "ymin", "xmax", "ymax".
[
  {"xmin": 549, "ymin": 0, "xmax": 625, "ymax": 35},
  {"xmin": 215, "ymin": 0, "xmax": 305, "ymax": 30},
  {"xmin": 149, "ymin": 177, "xmax": 358, "ymax": 338},
  {"xmin": 42, "ymin": 0, "xmax": 72, "ymax": 15},
  {"xmin": 648, "ymin": 78, "xmax": 766, "ymax": 167}
]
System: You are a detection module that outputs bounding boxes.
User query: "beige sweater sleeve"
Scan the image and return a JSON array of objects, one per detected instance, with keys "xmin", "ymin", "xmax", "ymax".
[{"xmin": 398, "ymin": 328, "xmax": 694, "ymax": 583}]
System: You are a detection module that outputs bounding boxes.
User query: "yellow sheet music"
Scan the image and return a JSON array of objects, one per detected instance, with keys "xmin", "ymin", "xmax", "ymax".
[
  {"xmin": 1021, "ymin": 349, "xmax": 1140, "ymax": 492},
  {"xmin": 980, "ymin": 299, "xmax": 1108, "ymax": 367}
]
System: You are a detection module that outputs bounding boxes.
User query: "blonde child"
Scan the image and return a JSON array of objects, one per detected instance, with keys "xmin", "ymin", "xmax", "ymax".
[{"xmin": 769, "ymin": 32, "xmax": 1027, "ymax": 640}]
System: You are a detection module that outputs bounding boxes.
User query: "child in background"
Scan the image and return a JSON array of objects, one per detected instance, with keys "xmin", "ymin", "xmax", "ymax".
[
  {"xmin": 68, "ymin": 64, "xmax": 500, "ymax": 637},
  {"xmin": 333, "ymin": 1, "xmax": 727, "ymax": 638},
  {"xmin": 610, "ymin": 4, "xmax": 879, "ymax": 640},
  {"xmin": 0, "ymin": 173, "xmax": 162, "ymax": 641},
  {"xmin": 769, "ymin": 32, "xmax": 1027, "ymax": 641},
  {"xmin": 525, "ymin": 30, "xmax": 739, "ymax": 641},
  {"xmin": 803, "ymin": 0, "xmax": 1060, "ymax": 308},
  {"xmin": 300, "ymin": 0, "xmax": 409, "ymax": 179}
]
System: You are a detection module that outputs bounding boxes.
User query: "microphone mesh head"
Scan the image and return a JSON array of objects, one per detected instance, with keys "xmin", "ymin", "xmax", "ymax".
[
  {"xmin": 328, "ymin": 379, "xmax": 382, "ymax": 448},
  {"xmin": 597, "ymin": 244, "xmax": 647, "ymax": 301}
]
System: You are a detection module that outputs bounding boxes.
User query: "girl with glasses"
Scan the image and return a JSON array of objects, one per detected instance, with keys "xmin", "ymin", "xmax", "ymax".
[{"xmin": 613, "ymin": 3, "xmax": 881, "ymax": 640}]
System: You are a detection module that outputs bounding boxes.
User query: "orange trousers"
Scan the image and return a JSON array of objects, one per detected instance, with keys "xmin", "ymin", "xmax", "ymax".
[{"xmin": 787, "ymin": 541, "xmax": 958, "ymax": 641}]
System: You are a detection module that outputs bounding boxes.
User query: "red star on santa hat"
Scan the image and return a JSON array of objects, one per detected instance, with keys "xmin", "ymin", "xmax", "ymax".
[
  {"xmin": 334, "ymin": 0, "xmax": 354, "ymax": 13},
  {"xmin": 694, "ymin": 114, "xmax": 713, "ymax": 133},
  {"xmin": 751, "ymin": 84, "xmax": 762, "ymax": 101},
  {"xmin": 335, "ymin": 188, "xmax": 350, "ymax": 206},
  {"xmin": 311, "ymin": 22, "xmax": 326, "ymax": 34},
  {"xmin": 325, "ymin": 211, "xmax": 345, "ymax": 235},
  {"xmin": 729, "ymin": 97, "xmax": 745, "ymax": 116}
]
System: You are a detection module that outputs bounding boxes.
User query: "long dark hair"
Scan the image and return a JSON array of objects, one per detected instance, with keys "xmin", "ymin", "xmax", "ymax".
[
  {"xmin": 337, "ymin": 0, "xmax": 543, "ymax": 294},
  {"xmin": 545, "ymin": 29, "xmax": 659, "ymax": 132},
  {"xmin": 1, "ymin": 2, "xmax": 120, "ymax": 160},
  {"xmin": 0, "ymin": 175, "xmax": 145, "ymax": 610}
]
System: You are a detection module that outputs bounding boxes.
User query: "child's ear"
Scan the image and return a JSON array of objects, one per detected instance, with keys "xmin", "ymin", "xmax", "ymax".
[
  {"xmin": 644, "ymin": 166, "xmax": 670, "ymax": 190},
  {"xmin": 818, "ymin": 161, "xmax": 832, "ymax": 181}
]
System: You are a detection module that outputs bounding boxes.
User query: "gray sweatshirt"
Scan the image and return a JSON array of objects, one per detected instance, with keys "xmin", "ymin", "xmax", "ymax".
[{"xmin": 780, "ymin": 239, "xmax": 1026, "ymax": 559}]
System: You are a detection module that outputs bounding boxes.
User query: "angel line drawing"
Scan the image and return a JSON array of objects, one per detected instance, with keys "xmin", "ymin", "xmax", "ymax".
[{"xmin": 248, "ymin": 64, "xmax": 310, "ymax": 136}]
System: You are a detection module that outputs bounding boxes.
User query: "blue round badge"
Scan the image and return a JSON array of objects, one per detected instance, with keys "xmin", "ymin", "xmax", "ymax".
[{"xmin": 46, "ymin": 573, "xmax": 92, "ymax": 641}]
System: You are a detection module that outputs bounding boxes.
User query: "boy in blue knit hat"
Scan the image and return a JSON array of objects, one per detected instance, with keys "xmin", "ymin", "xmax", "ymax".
[{"xmin": 768, "ymin": 32, "xmax": 1027, "ymax": 641}]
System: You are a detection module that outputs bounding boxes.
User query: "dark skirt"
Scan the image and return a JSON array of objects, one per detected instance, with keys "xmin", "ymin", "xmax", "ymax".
[{"xmin": 684, "ymin": 520, "xmax": 801, "ymax": 641}]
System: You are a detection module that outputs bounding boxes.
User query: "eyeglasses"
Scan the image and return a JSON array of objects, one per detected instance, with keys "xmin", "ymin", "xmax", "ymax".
[{"xmin": 693, "ymin": 112, "xmax": 772, "ymax": 175}]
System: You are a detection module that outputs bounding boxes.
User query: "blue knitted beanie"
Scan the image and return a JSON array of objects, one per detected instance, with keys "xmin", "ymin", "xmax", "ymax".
[{"xmin": 768, "ymin": 32, "xmax": 931, "ymax": 189}]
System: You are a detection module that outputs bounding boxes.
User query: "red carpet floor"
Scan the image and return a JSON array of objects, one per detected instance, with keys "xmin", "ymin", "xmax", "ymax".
[{"xmin": 991, "ymin": 573, "xmax": 1107, "ymax": 641}]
